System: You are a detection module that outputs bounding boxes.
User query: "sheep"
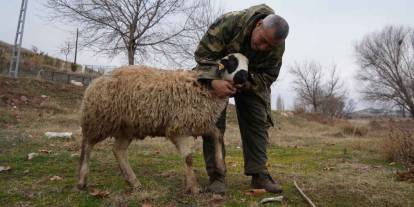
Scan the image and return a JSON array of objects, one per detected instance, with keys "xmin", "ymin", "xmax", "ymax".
[{"xmin": 77, "ymin": 53, "xmax": 249, "ymax": 194}]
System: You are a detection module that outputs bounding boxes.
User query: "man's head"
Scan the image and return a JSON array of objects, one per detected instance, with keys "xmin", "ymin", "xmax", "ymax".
[
  {"xmin": 219, "ymin": 53, "xmax": 249, "ymax": 85},
  {"xmin": 250, "ymin": 14, "xmax": 289, "ymax": 52}
]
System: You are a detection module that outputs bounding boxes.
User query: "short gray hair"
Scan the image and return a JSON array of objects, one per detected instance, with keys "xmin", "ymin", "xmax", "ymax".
[{"xmin": 262, "ymin": 14, "xmax": 289, "ymax": 40}]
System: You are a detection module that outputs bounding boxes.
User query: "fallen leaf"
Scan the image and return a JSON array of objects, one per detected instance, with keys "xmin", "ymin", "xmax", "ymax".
[
  {"xmin": 50, "ymin": 175, "xmax": 63, "ymax": 181},
  {"xmin": 20, "ymin": 96, "xmax": 28, "ymax": 103},
  {"xmin": 142, "ymin": 202, "xmax": 152, "ymax": 207},
  {"xmin": 323, "ymin": 167, "xmax": 335, "ymax": 171},
  {"xmin": 396, "ymin": 168, "xmax": 414, "ymax": 182},
  {"xmin": 89, "ymin": 189, "xmax": 110, "ymax": 198},
  {"xmin": 71, "ymin": 153, "xmax": 80, "ymax": 157},
  {"xmin": 210, "ymin": 193, "xmax": 224, "ymax": 206},
  {"xmin": 244, "ymin": 189, "xmax": 266, "ymax": 197},
  {"xmin": 27, "ymin": 152, "xmax": 39, "ymax": 160},
  {"xmin": 212, "ymin": 193, "xmax": 224, "ymax": 201},
  {"xmin": 227, "ymin": 161, "xmax": 237, "ymax": 168},
  {"xmin": 39, "ymin": 149, "xmax": 52, "ymax": 154},
  {"xmin": 160, "ymin": 171, "xmax": 177, "ymax": 178},
  {"xmin": 0, "ymin": 166, "xmax": 11, "ymax": 172}
]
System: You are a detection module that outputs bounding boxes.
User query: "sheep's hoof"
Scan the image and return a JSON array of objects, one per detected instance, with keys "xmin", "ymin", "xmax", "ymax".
[
  {"xmin": 129, "ymin": 182, "xmax": 142, "ymax": 192},
  {"xmin": 77, "ymin": 183, "xmax": 87, "ymax": 191},
  {"xmin": 185, "ymin": 185, "xmax": 200, "ymax": 194}
]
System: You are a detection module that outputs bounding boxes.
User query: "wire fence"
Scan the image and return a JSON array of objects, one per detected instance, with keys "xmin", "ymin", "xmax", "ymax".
[{"xmin": 1, "ymin": 65, "xmax": 104, "ymax": 86}]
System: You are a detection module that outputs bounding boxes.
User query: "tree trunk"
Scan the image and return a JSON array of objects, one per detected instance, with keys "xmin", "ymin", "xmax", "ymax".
[
  {"xmin": 128, "ymin": 46, "xmax": 134, "ymax": 65},
  {"xmin": 410, "ymin": 108, "xmax": 414, "ymax": 119}
]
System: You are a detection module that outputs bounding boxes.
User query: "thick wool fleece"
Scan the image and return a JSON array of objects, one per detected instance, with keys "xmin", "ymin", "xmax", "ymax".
[{"xmin": 80, "ymin": 65, "xmax": 227, "ymax": 143}]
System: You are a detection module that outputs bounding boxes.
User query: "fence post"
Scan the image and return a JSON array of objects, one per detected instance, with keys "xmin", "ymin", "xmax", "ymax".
[
  {"xmin": 51, "ymin": 71, "xmax": 54, "ymax": 81},
  {"xmin": 67, "ymin": 74, "xmax": 70, "ymax": 83}
]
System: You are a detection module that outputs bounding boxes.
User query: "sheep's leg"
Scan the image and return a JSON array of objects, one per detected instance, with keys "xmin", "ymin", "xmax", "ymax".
[
  {"xmin": 211, "ymin": 127, "xmax": 226, "ymax": 176},
  {"xmin": 113, "ymin": 137, "xmax": 141, "ymax": 189},
  {"xmin": 77, "ymin": 138, "xmax": 95, "ymax": 190},
  {"xmin": 172, "ymin": 136, "xmax": 199, "ymax": 194}
]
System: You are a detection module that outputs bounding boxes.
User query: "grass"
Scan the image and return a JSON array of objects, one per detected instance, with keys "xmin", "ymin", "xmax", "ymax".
[{"xmin": 1, "ymin": 75, "xmax": 414, "ymax": 206}]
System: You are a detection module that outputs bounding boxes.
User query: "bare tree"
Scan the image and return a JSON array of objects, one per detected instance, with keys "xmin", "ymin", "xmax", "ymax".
[
  {"xmin": 324, "ymin": 66, "xmax": 346, "ymax": 98},
  {"xmin": 152, "ymin": 0, "xmax": 223, "ymax": 67},
  {"xmin": 59, "ymin": 41, "xmax": 74, "ymax": 62},
  {"xmin": 31, "ymin": 45, "xmax": 39, "ymax": 54},
  {"xmin": 355, "ymin": 26, "xmax": 414, "ymax": 119},
  {"xmin": 290, "ymin": 61, "xmax": 348, "ymax": 117},
  {"xmin": 276, "ymin": 94, "xmax": 285, "ymax": 111},
  {"xmin": 290, "ymin": 61, "xmax": 324, "ymax": 112},
  {"xmin": 319, "ymin": 95, "xmax": 345, "ymax": 118},
  {"xmin": 320, "ymin": 66, "xmax": 347, "ymax": 117},
  {"xmin": 45, "ymin": 0, "xmax": 220, "ymax": 66},
  {"xmin": 343, "ymin": 98, "xmax": 356, "ymax": 117}
]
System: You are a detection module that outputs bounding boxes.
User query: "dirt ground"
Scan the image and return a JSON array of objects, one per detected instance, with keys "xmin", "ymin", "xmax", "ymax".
[{"xmin": 1, "ymin": 76, "xmax": 413, "ymax": 206}]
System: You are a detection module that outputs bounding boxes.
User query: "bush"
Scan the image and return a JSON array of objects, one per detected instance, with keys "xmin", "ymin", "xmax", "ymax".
[
  {"xmin": 383, "ymin": 128, "xmax": 414, "ymax": 166},
  {"xmin": 341, "ymin": 124, "xmax": 368, "ymax": 137}
]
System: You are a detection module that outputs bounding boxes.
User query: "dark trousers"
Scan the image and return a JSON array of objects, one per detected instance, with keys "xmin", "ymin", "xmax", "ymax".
[{"xmin": 202, "ymin": 91, "xmax": 271, "ymax": 179}]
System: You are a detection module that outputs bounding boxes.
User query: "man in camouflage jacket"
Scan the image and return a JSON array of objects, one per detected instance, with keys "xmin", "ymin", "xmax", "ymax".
[{"xmin": 194, "ymin": 4, "xmax": 289, "ymax": 194}]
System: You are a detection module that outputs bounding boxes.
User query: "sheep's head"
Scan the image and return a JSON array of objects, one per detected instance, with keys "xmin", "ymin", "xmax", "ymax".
[{"xmin": 218, "ymin": 53, "xmax": 249, "ymax": 85}]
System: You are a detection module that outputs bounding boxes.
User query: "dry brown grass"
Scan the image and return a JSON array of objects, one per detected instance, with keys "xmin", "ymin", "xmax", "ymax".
[
  {"xmin": 2, "ymin": 76, "xmax": 414, "ymax": 206},
  {"xmin": 382, "ymin": 128, "xmax": 414, "ymax": 166},
  {"xmin": 340, "ymin": 124, "xmax": 369, "ymax": 137}
]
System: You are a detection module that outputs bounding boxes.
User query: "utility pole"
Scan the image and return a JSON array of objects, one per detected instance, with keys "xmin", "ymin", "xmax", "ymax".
[
  {"xmin": 74, "ymin": 28, "xmax": 78, "ymax": 65},
  {"xmin": 72, "ymin": 28, "xmax": 79, "ymax": 72},
  {"xmin": 9, "ymin": 0, "xmax": 29, "ymax": 78}
]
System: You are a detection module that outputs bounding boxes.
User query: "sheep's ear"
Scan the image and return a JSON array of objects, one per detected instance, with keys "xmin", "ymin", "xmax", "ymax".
[
  {"xmin": 218, "ymin": 63, "xmax": 225, "ymax": 70},
  {"xmin": 218, "ymin": 58, "xmax": 228, "ymax": 71}
]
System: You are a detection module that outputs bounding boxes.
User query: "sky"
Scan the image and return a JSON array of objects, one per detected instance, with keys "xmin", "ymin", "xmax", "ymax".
[{"xmin": 1, "ymin": 0, "xmax": 413, "ymax": 110}]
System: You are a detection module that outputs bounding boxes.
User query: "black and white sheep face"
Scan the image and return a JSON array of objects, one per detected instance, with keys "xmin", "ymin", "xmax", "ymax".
[{"xmin": 219, "ymin": 53, "xmax": 249, "ymax": 84}]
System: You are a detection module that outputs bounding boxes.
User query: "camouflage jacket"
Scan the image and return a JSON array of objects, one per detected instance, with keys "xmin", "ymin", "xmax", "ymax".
[{"xmin": 194, "ymin": 4, "xmax": 285, "ymax": 119}]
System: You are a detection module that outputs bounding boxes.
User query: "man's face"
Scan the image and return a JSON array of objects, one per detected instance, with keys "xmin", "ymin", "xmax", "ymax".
[{"xmin": 250, "ymin": 20, "xmax": 283, "ymax": 52}]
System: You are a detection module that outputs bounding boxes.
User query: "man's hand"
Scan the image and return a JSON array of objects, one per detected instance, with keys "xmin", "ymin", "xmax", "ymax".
[{"xmin": 211, "ymin": 80, "xmax": 237, "ymax": 98}]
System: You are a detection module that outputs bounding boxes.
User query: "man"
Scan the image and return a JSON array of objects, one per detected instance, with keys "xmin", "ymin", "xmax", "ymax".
[{"xmin": 194, "ymin": 4, "xmax": 289, "ymax": 194}]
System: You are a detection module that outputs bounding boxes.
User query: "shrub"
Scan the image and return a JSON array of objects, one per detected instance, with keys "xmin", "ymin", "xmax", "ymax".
[
  {"xmin": 383, "ymin": 128, "xmax": 414, "ymax": 166},
  {"xmin": 341, "ymin": 124, "xmax": 368, "ymax": 137}
]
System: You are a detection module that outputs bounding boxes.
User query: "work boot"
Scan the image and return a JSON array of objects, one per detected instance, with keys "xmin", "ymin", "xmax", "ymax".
[
  {"xmin": 206, "ymin": 175, "xmax": 226, "ymax": 194},
  {"xmin": 251, "ymin": 173, "xmax": 283, "ymax": 193}
]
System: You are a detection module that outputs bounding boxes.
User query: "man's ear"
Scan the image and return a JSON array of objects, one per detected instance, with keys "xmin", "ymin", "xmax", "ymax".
[{"xmin": 256, "ymin": 19, "xmax": 263, "ymax": 27}]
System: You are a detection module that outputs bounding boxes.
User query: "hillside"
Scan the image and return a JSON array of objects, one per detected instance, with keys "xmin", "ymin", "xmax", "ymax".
[
  {"xmin": 0, "ymin": 40, "xmax": 101, "ymax": 76},
  {"xmin": 0, "ymin": 75, "xmax": 413, "ymax": 206}
]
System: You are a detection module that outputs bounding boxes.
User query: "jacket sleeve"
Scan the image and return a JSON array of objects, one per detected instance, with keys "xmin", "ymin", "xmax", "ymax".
[
  {"xmin": 194, "ymin": 12, "xmax": 240, "ymax": 80},
  {"xmin": 251, "ymin": 60, "xmax": 282, "ymax": 89},
  {"xmin": 250, "ymin": 42, "xmax": 285, "ymax": 89}
]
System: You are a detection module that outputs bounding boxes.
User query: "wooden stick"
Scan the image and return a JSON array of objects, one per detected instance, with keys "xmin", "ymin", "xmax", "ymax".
[{"xmin": 294, "ymin": 180, "xmax": 317, "ymax": 207}]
